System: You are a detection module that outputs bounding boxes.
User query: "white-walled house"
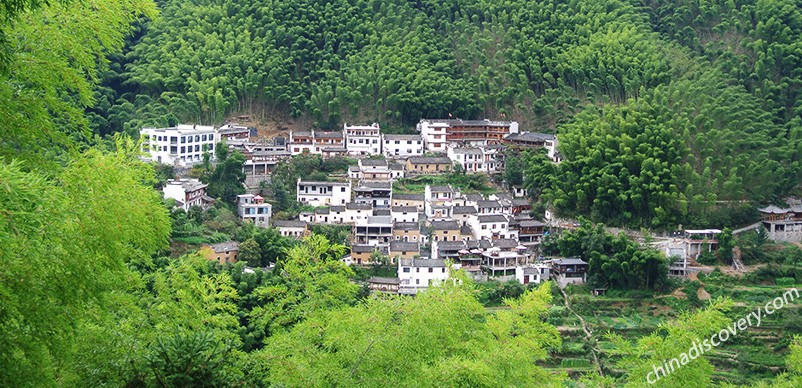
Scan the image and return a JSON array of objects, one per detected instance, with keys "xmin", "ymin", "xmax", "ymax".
[
  {"xmin": 446, "ymin": 146, "xmax": 501, "ymax": 173},
  {"xmin": 141, "ymin": 124, "xmax": 217, "ymax": 166},
  {"xmin": 344, "ymin": 123, "xmax": 382, "ymax": 156},
  {"xmin": 163, "ymin": 179, "xmax": 209, "ymax": 211},
  {"xmin": 391, "ymin": 206, "xmax": 419, "ymax": 223},
  {"xmin": 417, "ymin": 120, "xmax": 450, "ymax": 152},
  {"xmin": 468, "ymin": 214, "xmax": 516, "ymax": 241},
  {"xmin": 296, "ymin": 179, "xmax": 352, "ymax": 207},
  {"xmin": 398, "ymin": 258, "xmax": 451, "ymax": 294},
  {"xmin": 515, "ymin": 264, "xmax": 551, "ymax": 285},
  {"xmin": 236, "ymin": 194, "xmax": 272, "ymax": 228},
  {"xmin": 382, "ymin": 134, "xmax": 424, "ymax": 157}
]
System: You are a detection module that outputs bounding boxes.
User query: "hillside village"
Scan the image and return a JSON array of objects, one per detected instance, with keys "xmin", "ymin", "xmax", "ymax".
[{"xmin": 143, "ymin": 118, "xmax": 802, "ymax": 296}]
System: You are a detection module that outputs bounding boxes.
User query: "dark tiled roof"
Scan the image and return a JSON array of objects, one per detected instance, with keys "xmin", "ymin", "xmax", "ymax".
[
  {"xmin": 400, "ymin": 258, "xmax": 447, "ymax": 267},
  {"xmin": 393, "ymin": 193, "xmax": 424, "ymax": 201},
  {"xmin": 346, "ymin": 202, "xmax": 373, "ymax": 210},
  {"xmin": 273, "ymin": 220, "xmax": 307, "ymax": 228},
  {"xmin": 208, "ymin": 241, "xmax": 239, "ymax": 253},
  {"xmin": 315, "ymin": 131, "xmax": 344, "ymax": 139},
  {"xmin": 392, "ymin": 206, "xmax": 418, "ymax": 213},
  {"xmin": 390, "ymin": 241, "xmax": 420, "ymax": 252},
  {"xmin": 368, "ymin": 276, "xmax": 401, "ymax": 284},
  {"xmin": 352, "ymin": 245, "xmax": 380, "ymax": 253},
  {"xmin": 373, "ymin": 209, "xmax": 391, "ymax": 216},
  {"xmin": 431, "ymin": 220, "xmax": 460, "ymax": 230},
  {"xmin": 408, "ymin": 156, "xmax": 452, "ymax": 165},
  {"xmin": 357, "ymin": 180, "xmax": 392, "ymax": 189},
  {"xmin": 437, "ymin": 241, "xmax": 467, "ymax": 250},
  {"xmin": 520, "ymin": 220, "xmax": 546, "ymax": 227},
  {"xmin": 452, "ymin": 206, "xmax": 477, "ymax": 215},
  {"xmin": 330, "ymin": 205, "xmax": 346, "ymax": 212},
  {"xmin": 429, "ymin": 185, "xmax": 453, "ymax": 193},
  {"xmin": 383, "ymin": 134, "xmax": 422, "ymax": 141},
  {"xmin": 360, "ymin": 158, "xmax": 389, "ymax": 166},
  {"xmin": 478, "ymin": 214, "xmax": 508, "ymax": 223},
  {"xmin": 505, "ymin": 132, "xmax": 555, "ymax": 142},
  {"xmin": 394, "ymin": 222, "xmax": 419, "ymax": 231},
  {"xmin": 476, "ymin": 200, "xmax": 502, "ymax": 208},
  {"xmin": 492, "ymin": 238, "xmax": 519, "ymax": 249}
]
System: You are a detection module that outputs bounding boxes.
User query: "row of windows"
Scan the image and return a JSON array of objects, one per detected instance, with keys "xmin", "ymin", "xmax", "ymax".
[
  {"xmin": 386, "ymin": 140, "xmax": 421, "ymax": 145},
  {"xmin": 349, "ymin": 139, "xmax": 379, "ymax": 144},
  {"xmin": 402, "ymin": 267, "xmax": 446, "ymax": 273},
  {"xmin": 151, "ymin": 134, "xmax": 213, "ymax": 143}
]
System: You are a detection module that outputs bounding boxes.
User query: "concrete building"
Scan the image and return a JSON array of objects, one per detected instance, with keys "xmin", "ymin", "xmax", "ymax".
[
  {"xmin": 163, "ymin": 178, "xmax": 210, "ymax": 211},
  {"xmin": 446, "ymin": 146, "xmax": 502, "ymax": 173},
  {"xmin": 141, "ymin": 124, "xmax": 217, "ymax": 166},
  {"xmin": 516, "ymin": 264, "xmax": 551, "ymax": 285},
  {"xmin": 296, "ymin": 179, "xmax": 352, "ymax": 207},
  {"xmin": 236, "ymin": 194, "xmax": 272, "ymax": 228},
  {"xmin": 389, "ymin": 241, "xmax": 421, "ymax": 261},
  {"xmin": 398, "ymin": 258, "xmax": 451, "ymax": 294},
  {"xmin": 551, "ymin": 258, "xmax": 589, "ymax": 287},
  {"xmin": 418, "ymin": 119, "xmax": 519, "ymax": 151},
  {"xmin": 354, "ymin": 180, "xmax": 392, "ymax": 208},
  {"xmin": 344, "ymin": 123, "xmax": 382, "ymax": 156},
  {"xmin": 273, "ymin": 220, "xmax": 308, "ymax": 238},
  {"xmin": 354, "ymin": 216, "xmax": 394, "ymax": 247},
  {"xmin": 406, "ymin": 157, "xmax": 453, "ymax": 175},
  {"xmin": 393, "ymin": 222, "xmax": 421, "ymax": 243},
  {"xmin": 759, "ymin": 205, "xmax": 802, "ymax": 242},
  {"xmin": 199, "ymin": 241, "xmax": 239, "ymax": 265},
  {"xmin": 391, "ymin": 206, "xmax": 419, "ymax": 223},
  {"xmin": 392, "ymin": 193, "xmax": 426, "ymax": 211},
  {"xmin": 382, "ymin": 134, "xmax": 424, "ymax": 157}
]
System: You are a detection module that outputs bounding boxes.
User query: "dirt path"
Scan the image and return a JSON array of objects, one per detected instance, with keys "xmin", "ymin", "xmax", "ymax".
[{"xmin": 559, "ymin": 287, "xmax": 604, "ymax": 377}]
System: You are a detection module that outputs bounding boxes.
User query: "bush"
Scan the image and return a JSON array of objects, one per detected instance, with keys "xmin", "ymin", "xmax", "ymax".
[{"xmin": 776, "ymin": 277, "xmax": 796, "ymax": 287}]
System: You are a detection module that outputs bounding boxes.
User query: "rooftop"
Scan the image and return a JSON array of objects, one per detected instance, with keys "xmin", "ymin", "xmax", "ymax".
[
  {"xmin": 208, "ymin": 241, "xmax": 239, "ymax": 253},
  {"xmin": 273, "ymin": 220, "xmax": 307, "ymax": 228},
  {"xmin": 360, "ymin": 158, "xmax": 389, "ymax": 167},
  {"xmin": 505, "ymin": 132, "xmax": 556, "ymax": 142},
  {"xmin": 368, "ymin": 276, "xmax": 402, "ymax": 285},
  {"xmin": 383, "ymin": 134, "xmax": 422, "ymax": 141},
  {"xmin": 392, "ymin": 206, "xmax": 418, "ymax": 213},
  {"xmin": 393, "ymin": 193, "xmax": 425, "ymax": 201},
  {"xmin": 478, "ymin": 214, "xmax": 508, "ymax": 223},
  {"xmin": 552, "ymin": 258, "xmax": 589, "ymax": 266},
  {"xmin": 393, "ymin": 222, "xmax": 420, "ymax": 231},
  {"xmin": 166, "ymin": 179, "xmax": 207, "ymax": 192},
  {"xmin": 408, "ymin": 156, "xmax": 452, "ymax": 165},
  {"xmin": 399, "ymin": 258, "xmax": 448, "ymax": 268},
  {"xmin": 346, "ymin": 202, "xmax": 373, "ymax": 210},
  {"xmin": 453, "ymin": 206, "xmax": 477, "ymax": 215},
  {"xmin": 431, "ymin": 220, "xmax": 460, "ymax": 230},
  {"xmin": 390, "ymin": 241, "xmax": 420, "ymax": 252}
]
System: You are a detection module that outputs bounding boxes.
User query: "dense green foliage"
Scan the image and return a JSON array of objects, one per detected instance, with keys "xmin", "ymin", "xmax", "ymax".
[{"xmin": 553, "ymin": 221, "xmax": 669, "ymax": 290}]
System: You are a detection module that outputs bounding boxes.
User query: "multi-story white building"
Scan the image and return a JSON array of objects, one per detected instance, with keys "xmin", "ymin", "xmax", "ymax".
[
  {"xmin": 353, "ymin": 215, "xmax": 394, "ymax": 247},
  {"xmin": 382, "ymin": 134, "xmax": 424, "ymax": 157},
  {"xmin": 141, "ymin": 124, "xmax": 217, "ymax": 166},
  {"xmin": 468, "ymin": 214, "xmax": 516, "ymax": 241},
  {"xmin": 417, "ymin": 120, "xmax": 449, "ymax": 152},
  {"xmin": 391, "ymin": 206, "xmax": 419, "ymax": 223},
  {"xmin": 418, "ymin": 119, "xmax": 519, "ymax": 151},
  {"xmin": 163, "ymin": 179, "xmax": 209, "ymax": 211},
  {"xmin": 446, "ymin": 146, "xmax": 502, "ymax": 173},
  {"xmin": 344, "ymin": 123, "xmax": 382, "ymax": 156},
  {"xmin": 236, "ymin": 194, "xmax": 272, "ymax": 228},
  {"xmin": 354, "ymin": 180, "xmax": 392, "ymax": 208},
  {"xmin": 398, "ymin": 258, "xmax": 451, "ymax": 294},
  {"xmin": 296, "ymin": 179, "xmax": 352, "ymax": 207}
]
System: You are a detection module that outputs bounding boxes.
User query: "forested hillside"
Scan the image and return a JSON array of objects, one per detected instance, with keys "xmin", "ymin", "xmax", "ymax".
[{"xmin": 89, "ymin": 0, "xmax": 802, "ymax": 227}]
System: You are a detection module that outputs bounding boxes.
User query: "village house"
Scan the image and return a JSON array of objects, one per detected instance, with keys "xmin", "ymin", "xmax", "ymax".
[
  {"xmin": 425, "ymin": 185, "xmax": 457, "ymax": 218},
  {"xmin": 393, "ymin": 222, "xmax": 421, "ymax": 243},
  {"xmin": 217, "ymin": 123, "xmax": 251, "ymax": 141},
  {"xmin": 296, "ymin": 179, "xmax": 352, "ymax": 206},
  {"xmin": 452, "ymin": 205, "xmax": 478, "ymax": 225},
  {"xmin": 141, "ymin": 124, "xmax": 217, "ymax": 166},
  {"xmin": 288, "ymin": 130, "xmax": 315, "ymax": 155},
  {"xmin": 199, "ymin": 241, "xmax": 239, "ymax": 265},
  {"xmin": 392, "ymin": 193, "xmax": 425, "ymax": 211},
  {"xmin": 163, "ymin": 178, "xmax": 212, "ymax": 211},
  {"xmin": 345, "ymin": 202, "xmax": 372, "ymax": 224},
  {"xmin": 389, "ymin": 241, "xmax": 421, "ymax": 261},
  {"xmin": 446, "ymin": 146, "xmax": 502, "ymax": 173},
  {"xmin": 468, "ymin": 214, "xmax": 515, "ymax": 241},
  {"xmin": 367, "ymin": 277, "xmax": 401, "ymax": 294},
  {"xmin": 418, "ymin": 119, "xmax": 519, "ymax": 151},
  {"xmin": 239, "ymin": 141, "xmax": 291, "ymax": 187},
  {"xmin": 236, "ymin": 194, "xmax": 272, "ymax": 228},
  {"xmin": 350, "ymin": 244, "xmax": 387, "ymax": 265},
  {"xmin": 391, "ymin": 206, "xmax": 419, "ymax": 223},
  {"xmin": 759, "ymin": 205, "xmax": 802, "ymax": 242},
  {"xmin": 511, "ymin": 198, "xmax": 532, "ymax": 215},
  {"xmin": 551, "ymin": 258, "xmax": 589, "ymax": 287},
  {"xmin": 482, "ymin": 242, "xmax": 531, "ymax": 281},
  {"xmin": 406, "ymin": 156, "xmax": 453, "ymax": 175},
  {"xmin": 503, "ymin": 132, "xmax": 560, "ymax": 162},
  {"xmin": 516, "ymin": 264, "xmax": 551, "ymax": 285},
  {"xmin": 398, "ymin": 258, "xmax": 451, "ymax": 295},
  {"xmin": 272, "ymin": 220, "xmax": 308, "ymax": 238},
  {"xmin": 512, "ymin": 186, "xmax": 528, "ymax": 198},
  {"xmin": 344, "ymin": 123, "xmax": 382, "ymax": 156},
  {"xmin": 354, "ymin": 215, "xmax": 393, "ymax": 247},
  {"xmin": 358, "ymin": 158, "xmax": 393, "ymax": 180},
  {"xmin": 517, "ymin": 219, "xmax": 546, "ymax": 247},
  {"xmin": 354, "ymin": 180, "xmax": 393, "ymax": 208},
  {"xmin": 382, "ymin": 134, "xmax": 424, "ymax": 157},
  {"xmin": 476, "ymin": 200, "xmax": 504, "ymax": 215},
  {"xmin": 430, "ymin": 220, "xmax": 461, "ymax": 242}
]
